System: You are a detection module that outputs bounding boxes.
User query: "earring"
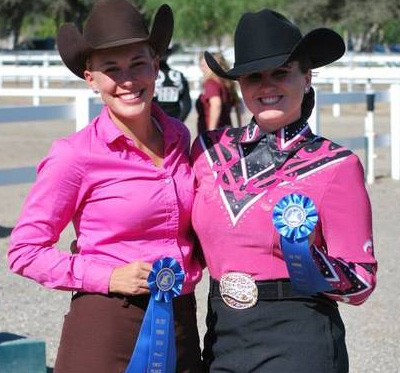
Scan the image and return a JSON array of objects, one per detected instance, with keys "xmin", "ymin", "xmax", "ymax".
[
  {"xmin": 93, "ymin": 88, "xmax": 99, "ymax": 94},
  {"xmin": 304, "ymin": 86, "xmax": 310, "ymax": 94}
]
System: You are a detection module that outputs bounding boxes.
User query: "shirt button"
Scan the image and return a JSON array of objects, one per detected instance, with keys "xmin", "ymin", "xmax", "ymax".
[{"xmin": 165, "ymin": 178, "xmax": 172, "ymax": 184}]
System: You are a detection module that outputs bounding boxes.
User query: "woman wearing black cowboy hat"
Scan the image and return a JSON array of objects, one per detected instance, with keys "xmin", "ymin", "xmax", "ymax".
[
  {"xmin": 191, "ymin": 9, "xmax": 377, "ymax": 373},
  {"xmin": 8, "ymin": 1, "xmax": 203, "ymax": 372}
]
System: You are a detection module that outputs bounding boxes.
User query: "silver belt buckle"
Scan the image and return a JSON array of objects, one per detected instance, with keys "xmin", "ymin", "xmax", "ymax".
[{"xmin": 219, "ymin": 272, "xmax": 258, "ymax": 309}]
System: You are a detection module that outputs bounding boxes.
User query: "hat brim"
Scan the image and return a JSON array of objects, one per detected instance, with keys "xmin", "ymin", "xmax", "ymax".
[
  {"xmin": 57, "ymin": 4, "xmax": 173, "ymax": 79},
  {"xmin": 206, "ymin": 28, "xmax": 345, "ymax": 80}
]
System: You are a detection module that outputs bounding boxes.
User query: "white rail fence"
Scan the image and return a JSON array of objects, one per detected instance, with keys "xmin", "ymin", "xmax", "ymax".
[
  {"xmin": 3, "ymin": 50, "xmax": 400, "ymax": 66},
  {"xmin": 4, "ymin": 54, "xmax": 400, "ymax": 100},
  {"xmin": 3, "ymin": 63, "xmax": 400, "ymax": 123},
  {"xmin": 309, "ymin": 86, "xmax": 400, "ymax": 183},
  {"xmin": 1, "ymin": 85, "xmax": 400, "ymax": 186},
  {"xmin": 0, "ymin": 89, "xmax": 101, "ymax": 130},
  {"xmin": 0, "ymin": 89, "xmax": 101, "ymax": 186}
]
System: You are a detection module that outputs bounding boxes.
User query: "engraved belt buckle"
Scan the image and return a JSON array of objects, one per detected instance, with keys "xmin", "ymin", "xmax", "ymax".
[{"xmin": 219, "ymin": 272, "xmax": 258, "ymax": 309}]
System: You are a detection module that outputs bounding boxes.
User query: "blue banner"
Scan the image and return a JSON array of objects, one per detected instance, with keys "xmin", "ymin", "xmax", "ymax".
[
  {"xmin": 125, "ymin": 257, "xmax": 184, "ymax": 373},
  {"xmin": 273, "ymin": 193, "xmax": 332, "ymax": 295}
]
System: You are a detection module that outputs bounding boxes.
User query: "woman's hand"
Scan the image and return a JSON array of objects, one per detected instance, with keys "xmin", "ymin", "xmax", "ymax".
[{"xmin": 109, "ymin": 261, "xmax": 153, "ymax": 296}]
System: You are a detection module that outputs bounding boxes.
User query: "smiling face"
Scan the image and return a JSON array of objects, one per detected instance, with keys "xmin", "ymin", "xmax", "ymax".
[
  {"xmin": 84, "ymin": 42, "xmax": 159, "ymax": 127},
  {"xmin": 238, "ymin": 61, "xmax": 311, "ymax": 133}
]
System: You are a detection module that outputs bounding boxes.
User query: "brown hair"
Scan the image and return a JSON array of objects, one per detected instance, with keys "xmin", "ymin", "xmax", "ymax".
[
  {"xmin": 205, "ymin": 52, "xmax": 241, "ymax": 107},
  {"xmin": 288, "ymin": 48, "xmax": 312, "ymax": 73}
]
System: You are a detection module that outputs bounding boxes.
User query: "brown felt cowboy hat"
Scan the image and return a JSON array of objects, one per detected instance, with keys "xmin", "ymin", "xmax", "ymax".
[
  {"xmin": 205, "ymin": 8, "xmax": 345, "ymax": 80},
  {"xmin": 56, "ymin": 0, "xmax": 173, "ymax": 79}
]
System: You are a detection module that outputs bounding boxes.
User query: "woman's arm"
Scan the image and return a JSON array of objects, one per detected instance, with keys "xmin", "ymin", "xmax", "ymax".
[
  {"xmin": 8, "ymin": 139, "xmax": 114, "ymax": 294},
  {"xmin": 203, "ymin": 79, "xmax": 223, "ymax": 131},
  {"xmin": 313, "ymin": 155, "xmax": 377, "ymax": 305},
  {"xmin": 207, "ymin": 96, "xmax": 222, "ymax": 131}
]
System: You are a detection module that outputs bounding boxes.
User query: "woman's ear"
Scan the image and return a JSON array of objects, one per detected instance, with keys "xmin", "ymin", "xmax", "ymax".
[
  {"xmin": 304, "ymin": 70, "xmax": 312, "ymax": 93},
  {"xmin": 84, "ymin": 69, "xmax": 99, "ymax": 93}
]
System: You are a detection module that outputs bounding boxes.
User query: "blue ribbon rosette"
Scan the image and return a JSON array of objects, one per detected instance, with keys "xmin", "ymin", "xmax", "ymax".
[
  {"xmin": 125, "ymin": 257, "xmax": 184, "ymax": 373},
  {"xmin": 272, "ymin": 193, "xmax": 332, "ymax": 295}
]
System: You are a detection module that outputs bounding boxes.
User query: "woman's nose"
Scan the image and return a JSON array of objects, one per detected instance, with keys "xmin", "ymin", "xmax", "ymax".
[
  {"xmin": 259, "ymin": 72, "xmax": 274, "ymax": 87},
  {"xmin": 117, "ymin": 70, "xmax": 136, "ymax": 87}
]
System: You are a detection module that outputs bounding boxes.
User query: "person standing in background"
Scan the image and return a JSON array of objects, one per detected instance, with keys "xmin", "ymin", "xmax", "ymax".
[
  {"xmin": 154, "ymin": 44, "xmax": 192, "ymax": 122},
  {"xmin": 196, "ymin": 52, "xmax": 242, "ymax": 134}
]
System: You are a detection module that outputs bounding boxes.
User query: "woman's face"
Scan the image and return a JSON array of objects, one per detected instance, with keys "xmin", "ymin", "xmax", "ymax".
[
  {"xmin": 84, "ymin": 43, "xmax": 158, "ymax": 126},
  {"xmin": 199, "ymin": 57, "xmax": 209, "ymax": 74},
  {"xmin": 239, "ymin": 61, "xmax": 311, "ymax": 132}
]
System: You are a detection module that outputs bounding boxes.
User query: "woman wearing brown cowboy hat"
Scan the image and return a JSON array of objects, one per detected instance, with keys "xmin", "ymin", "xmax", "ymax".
[
  {"xmin": 8, "ymin": 1, "xmax": 204, "ymax": 372},
  {"xmin": 191, "ymin": 9, "xmax": 377, "ymax": 373}
]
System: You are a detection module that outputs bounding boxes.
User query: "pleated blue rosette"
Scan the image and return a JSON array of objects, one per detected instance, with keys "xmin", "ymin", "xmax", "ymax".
[
  {"xmin": 273, "ymin": 193, "xmax": 332, "ymax": 295},
  {"xmin": 125, "ymin": 257, "xmax": 184, "ymax": 373}
]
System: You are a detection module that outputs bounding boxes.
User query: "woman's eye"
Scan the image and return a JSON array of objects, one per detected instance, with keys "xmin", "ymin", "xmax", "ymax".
[
  {"xmin": 273, "ymin": 69, "xmax": 289, "ymax": 78},
  {"xmin": 246, "ymin": 73, "xmax": 262, "ymax": 82},
  {"xmin": 104, "ymin": 67, "xmax": 118, "ymax": 73}
]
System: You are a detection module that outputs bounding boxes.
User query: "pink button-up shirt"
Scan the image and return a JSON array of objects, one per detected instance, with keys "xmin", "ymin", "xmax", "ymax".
[
  {"xmin": 9, "ymin": 104, "xmax": 202, "ymax": 295},
  {"xmin": 191, "ymin": 119, "xmax": 377, "ymax": 305}
]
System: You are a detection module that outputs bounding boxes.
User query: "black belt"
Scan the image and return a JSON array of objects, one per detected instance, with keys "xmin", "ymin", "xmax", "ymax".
[
  {"xmin": 210, "ymin": 278, "xmax": 331, "ymax": 302},
  {"xmin": 72, "ymin": 291, "xmax": 196, "ymax": 308}
]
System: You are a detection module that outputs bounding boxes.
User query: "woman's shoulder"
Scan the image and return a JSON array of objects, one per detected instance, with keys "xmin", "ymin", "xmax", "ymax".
[
  {"xmin": 192, "ymin": 126, "xmax": 240, "ymax": 156},
  {"xmin": 309, "ymin": 135, "xmax": 365, "ymax": 175},
  {"xmin": 196, "ymin": 125, "xmax": 239, "ymax": 143},
  {"xmin": 318, "ymin": 136, "xmax": 359, "ymax": 160},
  {"xmin": 46, "ymin": 121, "xmax": 98, "ymax": 165},
  {"xmin": 56, "ymin": 122, "xmax": 94, "ymax": 148},
  {"xmin": 203, "ymin": 78, "xmax": 223, "ymax": 95},
  {"xmin": 204, "ymin": 77, "xmax": 221, "ymax": 87}
]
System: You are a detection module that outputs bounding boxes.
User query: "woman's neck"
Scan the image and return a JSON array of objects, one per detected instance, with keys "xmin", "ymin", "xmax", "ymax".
[
  {"xmin": 109, "ymin": 108, "xmax": 156, "ymax": 145},
  {"xmin": 108, "ymin": 109, "xmax": 164, "ymax": 167}
]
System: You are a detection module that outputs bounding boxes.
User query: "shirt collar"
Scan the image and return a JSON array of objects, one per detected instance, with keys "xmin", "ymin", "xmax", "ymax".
[
  {"xmin": 152, "ymin": 103, "xmax": 180, "ymax": 146},
  {"xmin": 238, "ymin": 116, "xmax": 311, "ymax": 150},
  {"xmin": 96, "ymin": 106, "xmax": 124, "ymax": 144},
  {"xmin": 95, "ymin": 103, "xmax": 181, "ymax": 146}
]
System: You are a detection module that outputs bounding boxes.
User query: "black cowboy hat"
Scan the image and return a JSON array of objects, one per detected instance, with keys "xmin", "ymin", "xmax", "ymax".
[
  {"xmin": 56, "ymin": 0, "xmax": 173, "ymax": 79},
  {"xmin": 205, "ymin": 9, "xmax": 345, "ymax": 80}
]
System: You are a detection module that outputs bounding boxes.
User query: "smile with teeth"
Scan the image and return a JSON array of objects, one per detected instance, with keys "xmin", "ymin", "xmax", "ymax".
[
  {"xmin": 259, "ymin": 95, "xmax": 282, "ymax": 105},
  {"xmin": 118, "ymin": 90, "xmax": 144, "ymax": 101}
]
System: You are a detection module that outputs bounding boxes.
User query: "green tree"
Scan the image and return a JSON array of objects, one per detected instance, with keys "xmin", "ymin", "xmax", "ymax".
[
  {"xmin": 4, "ymin": 0, "xmax": 400, "ymax": 52},
  {"xmin": 382, "ymin": 0, "xmax": 400, "ymax": 45},
  {"xmin": 283, "ymin": 0, "xmax": 345, "ymax": 30},
  {"xmin": 0, "ymin": 0, "xmax": 38, "ymax": 48},
  {"xmin": 339, "ymin": 0, "xmax": 392, "ymax": 52},
  {"xmin": 144, "ymin": 0, "xmax": 286, "ymax": 48},
  {"xmin": 36, "ymin": 0, "xmax": 145, "ymax": 35}
]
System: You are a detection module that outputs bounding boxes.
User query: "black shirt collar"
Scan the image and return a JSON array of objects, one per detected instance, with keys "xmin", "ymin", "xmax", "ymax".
[{"xmin": 235, "ymin": 116, "xmax": 311, "ymax": 149}]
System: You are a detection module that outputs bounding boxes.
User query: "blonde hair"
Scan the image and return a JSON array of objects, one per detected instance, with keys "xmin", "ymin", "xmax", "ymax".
[
  {"xmin": 85, "ymin": 42, "xmax": 156, "ymax": 71},
  {"xmin": 202, "ymin": 52, "xmax": 241, "ymax": 107}
]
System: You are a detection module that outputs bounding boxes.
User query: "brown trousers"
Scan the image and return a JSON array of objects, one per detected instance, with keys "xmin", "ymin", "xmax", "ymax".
[{"xmin": 54, "ymin": 292, "xmax": 204, "ymax": 373}]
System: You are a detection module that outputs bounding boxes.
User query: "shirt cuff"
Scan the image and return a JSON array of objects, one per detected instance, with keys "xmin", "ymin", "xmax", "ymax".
[{"xmin": 82, "ymin": 260, "xmax": 115, "ymax": 294}]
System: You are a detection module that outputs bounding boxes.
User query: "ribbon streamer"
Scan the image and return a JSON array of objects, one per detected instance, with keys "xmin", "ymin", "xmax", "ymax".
[
  {"xmin": 273, "ymin": 193, "xmax": 332, "ymax": 295},
  {"xmin": 125, "ymin": 257, "xmax": 184, "ymax": 373}
]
